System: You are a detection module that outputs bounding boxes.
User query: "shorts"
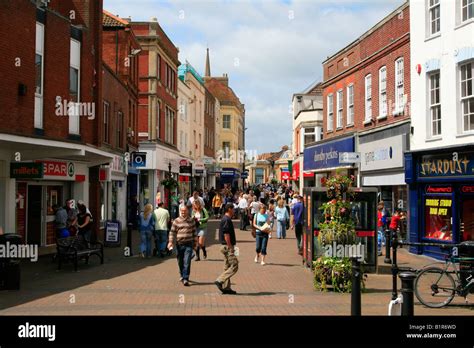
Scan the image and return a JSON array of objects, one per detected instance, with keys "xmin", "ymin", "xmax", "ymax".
[{"xmin": 197, "ymin": 229, "xmax": 207, "ymax": 237}]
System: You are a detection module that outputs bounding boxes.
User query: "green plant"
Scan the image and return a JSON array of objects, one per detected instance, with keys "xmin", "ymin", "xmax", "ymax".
[
  {"xmin": 313, "ymin": 256, "xmax": 367, "ymax": 293},
  {"xmin": 161, "ymin": 177, "xmax": 178, "ymax": 190}
]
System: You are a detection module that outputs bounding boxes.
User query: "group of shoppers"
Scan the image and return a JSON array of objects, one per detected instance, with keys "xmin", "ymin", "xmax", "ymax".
[{"xmin": 53, "ymin": 199, "xmax": 93, "ymax": 243}]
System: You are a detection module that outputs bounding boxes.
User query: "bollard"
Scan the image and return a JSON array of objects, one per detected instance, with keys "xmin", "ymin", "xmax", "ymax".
[
  {"xmin": 384, "ymin": 229, "xmax": 392, "ymax": 264},
  {"xmin": 391, "ymin": 236, "xmax": 399, "ymax": 300},
  {"xmin": 351, "ymin": 258, "xmax": 361, "ymax": 316},
  {"xmin": 399, "ymin": 272, "xmax": 416, "ymax": 316},
  {"xmin": 127, "ymin": 223, "xmax": 133, "ymax": 257}
]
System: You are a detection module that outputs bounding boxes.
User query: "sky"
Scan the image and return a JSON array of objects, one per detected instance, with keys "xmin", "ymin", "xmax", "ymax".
[{"xmin": 104, "ymin": 0, "xmax": 406, "ymax": 156}]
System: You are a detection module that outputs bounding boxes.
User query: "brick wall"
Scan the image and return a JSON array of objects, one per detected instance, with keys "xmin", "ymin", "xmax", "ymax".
[{"xmin": 204, "ymin": 89, "xmax": 216, "ymax": 157}]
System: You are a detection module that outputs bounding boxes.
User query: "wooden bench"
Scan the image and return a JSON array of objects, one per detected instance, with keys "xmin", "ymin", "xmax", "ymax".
[{"xmin": 56, "ymin": 236, "xmax": 104, "ymax": 271}]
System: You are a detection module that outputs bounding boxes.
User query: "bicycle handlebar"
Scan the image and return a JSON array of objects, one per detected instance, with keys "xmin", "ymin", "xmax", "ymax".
[{"xmin": 396, "ymin": 240, "xmax": 467, "ymax": 249}]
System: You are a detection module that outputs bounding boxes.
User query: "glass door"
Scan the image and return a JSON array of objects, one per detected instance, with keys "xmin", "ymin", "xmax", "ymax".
[{"xmin": 461, "ymin": 198, "xmax": 474, "ymax": 241}]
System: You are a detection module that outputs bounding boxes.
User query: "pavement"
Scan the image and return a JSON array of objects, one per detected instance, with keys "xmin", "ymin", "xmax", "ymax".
[{"xmin": 0, "ymin": 220, "xmax": 472, "ymax": 316}]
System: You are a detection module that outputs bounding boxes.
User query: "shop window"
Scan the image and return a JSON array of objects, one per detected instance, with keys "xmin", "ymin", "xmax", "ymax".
[
  {"xmin": 462, "ymin": 198, "xmax": 474, "ymax": 241},
  {"xmin": 46, "ymin": 186, "xmax": 62, "ymax": 216},
  {"xmin": 424, "ymin": 196, "xmax": 453, "ymax": 241}
]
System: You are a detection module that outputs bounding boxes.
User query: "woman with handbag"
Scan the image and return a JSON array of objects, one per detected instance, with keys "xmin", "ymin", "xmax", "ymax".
[
  {"xmin": 253, "ymin": 205, "xmax": 271, "ymax": 266},
  {"xmin": 275, "ymin": 199, "xmax": 289, "ymax": 239}
]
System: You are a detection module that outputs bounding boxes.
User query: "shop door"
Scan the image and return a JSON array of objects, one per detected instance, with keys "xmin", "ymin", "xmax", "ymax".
[
  {"xmin": 461, "ymin": 198, "xmax": 474, "ymax": 241},
  {"xmin": 27, "ymin": 185, "xmax": 43, "ymax": 245}
]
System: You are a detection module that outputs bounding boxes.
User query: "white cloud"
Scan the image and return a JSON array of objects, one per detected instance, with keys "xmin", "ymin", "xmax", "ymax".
[{"xmin": 104, "ymin": 0, "xmax": 406, "ymax": 153}]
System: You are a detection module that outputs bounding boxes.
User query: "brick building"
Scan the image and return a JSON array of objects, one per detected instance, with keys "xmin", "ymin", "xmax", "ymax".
[
  {"xmin": 102, "ymin": 11, "xmax": 140, "ymax": 230},
  {"xmin": 130, "ymin": 18, "xmax": 180, "ymax": 210},
  {"xmin": 0, "ymin": 0, "xmax": 115, "ymax": 250},
  {"xmin": 306, "ymin": 1, "xmax": 410, "ymax": 213},
  {"xmin": 204, "ymin": 85, "xmax": 216, "ymax": 188}
]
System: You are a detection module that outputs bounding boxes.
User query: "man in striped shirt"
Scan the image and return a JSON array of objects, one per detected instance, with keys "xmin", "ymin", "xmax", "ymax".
[{"xmin": 168, "ymin": 205, "xmax": 198, "ymax": 286}]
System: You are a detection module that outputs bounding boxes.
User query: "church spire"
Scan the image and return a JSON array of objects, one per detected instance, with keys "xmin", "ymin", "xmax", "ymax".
[{"xmin": 205, "ymin": 47, "xmax": 211, "ymax": 77}]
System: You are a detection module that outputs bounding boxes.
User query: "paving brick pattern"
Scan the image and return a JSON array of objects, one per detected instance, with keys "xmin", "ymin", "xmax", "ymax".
[{"xmin": 0, "ymin": 220, "xmax": 472, "ymax": 316}]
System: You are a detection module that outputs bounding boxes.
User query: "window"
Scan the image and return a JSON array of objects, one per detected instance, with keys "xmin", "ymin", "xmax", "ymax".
[
  {"xmin": 347, "ymin": 84, "xmax": 354, "ymax": 125},
  {"xmin": 462, "ymin": 0, "xmax": 474, "ymax": 21},
  {"xmin": 424, "ymin": 195, "xmax": 453, "ymax": 241},
  {"xmin": 157, "ymin": 54, "xmax": 161, "ymax": 80},
  {"xmin": 365, "ymin": 75, "xmax": 372, "ymax": 121},
  {"xmin": 395, "ymin": 58, "xmax": 405, "ymax": 113},
  {"xmin": 103, "ymin": 101, "xmax": 110, "ymax": 144},
  {"xmin": 429, "ymin": 0, "xmax": 440, "ymax": 35},
  {"xmin": 117, "ymin": 111, "xmax": 123, "ymax": 148},
  {"xmin": 165, "ymin": 107, "xmax": 175, "ymax": 144},
  {"xmin": 304, "ymin": 127, "xmax": 316, "ymax": 145},
  {"xmin": 156, "ymin": 101, "xmax": 161, "ymax": 139},
  {"xmin": 378, "ymin": 67, "xmax": 387, "ymax": 117},
  {"xmin": 255, "ymin": 168, "xmax": 264, "ymax": 184},
  {"xmin": 69, "ymin": 39, "xmax": 81, "ymax": 134},
  {"xmin": 223, "ymin": 142, "xmax": 230, "ymax": 159},
  {"xmin": 223, "ymin": 114, "xmax": 231, "ymax": 129},
  {"xmin": 35, "ymin": 22, "xmax": 44, "ymax": 129},
  {"xmin": 327, "ymin": 94, "xmax": 333, "ymax": 131},
  {"xmin": 461, "ymin": 62, "xmax": 474, "ymax": 132},
  {"xmin": 429, "ymin": 72, "xmax": 441, "ymax": 136},
  {"xmin": 336, "ymin": 90, "xmax": 343, "ymax": 128}
]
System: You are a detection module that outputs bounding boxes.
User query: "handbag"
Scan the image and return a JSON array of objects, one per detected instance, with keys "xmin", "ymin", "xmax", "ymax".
[{"xmin": 251, "ymin": 226, "xmax": 256, "ymax": 238}]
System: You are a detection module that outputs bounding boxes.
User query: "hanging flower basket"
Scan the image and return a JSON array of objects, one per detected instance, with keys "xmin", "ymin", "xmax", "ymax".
[{"xmin": 161, "ymin": 177, "xmax": 178, "ymax": 190}]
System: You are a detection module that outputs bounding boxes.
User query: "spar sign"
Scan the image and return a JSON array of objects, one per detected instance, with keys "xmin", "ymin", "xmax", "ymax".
[{"xmin": 36, "ymin": 160, "xmax": 75, "ymax": 180}]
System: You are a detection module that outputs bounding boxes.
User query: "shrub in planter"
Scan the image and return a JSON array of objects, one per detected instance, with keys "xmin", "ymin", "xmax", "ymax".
[{"xmin": 313, "ymin": 256, "xmax": 367, "ymax": 293}]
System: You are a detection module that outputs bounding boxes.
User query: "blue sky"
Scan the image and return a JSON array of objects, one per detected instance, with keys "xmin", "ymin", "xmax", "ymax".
[{"xmin": 104, "ymin": 0, "xmax": 405, "ymax": 155}]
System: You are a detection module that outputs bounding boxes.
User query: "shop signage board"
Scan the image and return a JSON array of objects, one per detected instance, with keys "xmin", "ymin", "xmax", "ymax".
[
  {"xmin": 359, "ymin": 135, "xmax": 404, "ymax": 171},
  {"xmin": 10, "ymin": 163, "xmax": 44, "ymax": 179},
  {"xmin": 419, "ymin": 152, "xmax": 474, "ymax": 178},
  {"xmin": 180, "ymin": 165, "xmax": 192, "ymax": 174},
  {"xmin": 303, "ymin": 136, "xmax": 354, "ymax": 171},
  {"xmin": 339, "ymin": 152, "xmax": 361, "ymax": 164},
  {"xmin": 105, "ymin": 220, "xmax": 121, "ymax": 247},
  {"xmin": 131, "ymin": 152, "xmax": 147, "ymax": 168}
]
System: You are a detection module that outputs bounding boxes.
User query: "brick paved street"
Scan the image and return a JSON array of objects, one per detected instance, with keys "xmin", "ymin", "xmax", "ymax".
[{"xmin": 0, "ymin": 220, "xmax": 472, "ymax": 316}]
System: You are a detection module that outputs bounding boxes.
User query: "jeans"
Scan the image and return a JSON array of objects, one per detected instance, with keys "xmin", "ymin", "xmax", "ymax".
[
  {"xmin": 276, "ymin": 220, "xmax": 287, "ymax": 239},
  {"xmin": 256, "ymin": 232, "xmax": 269, "ymax": 255},
  {"xmin": 377, "ymin": 227, "xmax": 385, "ymax": 255},
  {"xmin": 239, "ymin": 209, "xmax": 247, "ymax": 230},
  {"xmin": 176, "ymin": 243, "xmax": 193, "ymax": 281},
  {"xmin": 153, "ymin": 230, "xmax": 168, "ymax": 254},
  {"xmin": 140, "ymin": 229, "xmax": 153, "ymax": 257},
  {"xmin": 295, "ymin": 223, "xmax": 303, "ymax": 251}
]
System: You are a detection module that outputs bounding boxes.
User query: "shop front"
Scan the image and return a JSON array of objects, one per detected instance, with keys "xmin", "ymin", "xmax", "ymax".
[
  {"xmin": 11, "ymin": 160, "xmax": 88, "ymax": 247},
  {"xmin": 217, "ymin": 168, "xmax": 240, "ymax": 190},
  {"xmin": 292, "ymin": 160, "xmax": 315, "ymax": 193},
  {"xmin": 405, "ymin": 146, "xmax": 474, "ymax": 259},
  {"xmin": 359, "ymin": 125, "xmax": 409, "ymax": 215},
  {"xmin": 303, "ymin": 135, "xmax": 356, "ymax": 182}
]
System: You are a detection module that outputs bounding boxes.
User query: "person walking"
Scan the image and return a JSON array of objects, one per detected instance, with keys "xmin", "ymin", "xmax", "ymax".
[
  {"xmin": 253, "ymin": 205, "xmax": 271, "ymax": 265},
  {"xmin": 212, "ymin": 192, "xmax": 223, "ymax": 218},
  {"xmin": 215, "ymin": 203, "xmax": 239, "ymax": 295},
  {"xmin": 237, "ymin": 193, "xmax": 248, "ymax": 231},
  {"xmin": 168, "ymin": 205, "xmax": 197, "ymax": 286},
  {"xmin": 250, "ymin": 196, "xmax": 261, "ymax": 229},
  {"xmin": 377, "ymin": 202, "xmax": 389, "ymax": 256},
  {"xmin": 77, "ymin": 203, "xmax": 93, "ymax": 244},
  {"xmin": 268, "ymin": 199, "xmax": 275, "ymax": 239},
  {"xmin": 191, "ymin": 200, "xmax": 209, "ymax": 261},
  {"xmin": 53, "ymin": 204, "xmax": 69, "ymax": 239},
  {"xmin": 138, "ymin": 203, "xmax": 155, "ymax": 258},
  {"xmin": 275, "ymin": 199, "xmax": 289, "ymax": 239},
  {"xmin": 291, "ymin": 196, "xmax": 304, "ymax": 255},
  {"xmin": 153, "ymin": 202, "xmax": 170, "ymax": 258}
]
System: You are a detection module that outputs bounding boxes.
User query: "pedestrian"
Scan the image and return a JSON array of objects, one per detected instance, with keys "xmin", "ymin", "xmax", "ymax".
[
  {"xmin": 65, "ymin": 199, "xmax": 78, "ymax": 235},
  {"xmin": 291, "ymin": 195, "xmax": 304, "ymax": 255},
  {"xmin": 250, "ymin": 196, "xmax": 261, "ymax": 229},
  {"xmin": 153, "ymin": 202, "xmax": 170, "ymax": 258},
  {"xmin": 139, "ymin": 203, "xmax": 155, "ymax": 258},
  {"xmin": 191, "ymin": 200, "xmax": 209, "ymax": 261},
  {"xmin": 268, "ymin": 199, "xmax": 275, "ymax": 239},
  {"xmin": 167, "ymin": 205, "xmax": 198, "ymax": 286},
  {"xmin": 53, "ymin": 204, "xmax": 69, "ymax": 239},
  {"xmin": 77, "ymin": 203, "xmax": 93, "ymax": 244},
  {"xmin": 389, "ymin": 208, "xmax": 401, "ymax": 238},
  {"xmin": 215, "ymin": 203, "xmax": 239, "ymax": 295},
  {"xmin": 238, "ymin": 192, "xmax": 248, "ymax": 231},
  {"xmin": 188, "ymin": 191, "xmax": 205, "ymax": 207},
  {"xmin": 253, "ymin": 205, "xmax": 271, "ymax": 265},
  {"xmin": 275, "ymin": 199, "xmax": 289, "ymax": 239},
  {"xmin": 377, "ymin": 202, "xmax": 389, "ymax": 256},
  {"xmin": 212, "ymin": 192, "xmax": 223, "ymax": 218}
]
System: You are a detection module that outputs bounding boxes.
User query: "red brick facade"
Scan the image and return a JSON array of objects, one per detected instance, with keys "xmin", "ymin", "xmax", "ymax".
[
  {"xmin": 322, "ymin": 2, "xmax": 410, "ymax": 138},
  {"xmin": 204, "ymin": 88, "xmax": 216, "ymax": 158}
]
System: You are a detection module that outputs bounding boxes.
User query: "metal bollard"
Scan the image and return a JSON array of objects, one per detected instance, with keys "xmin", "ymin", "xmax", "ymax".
[
  {"xmin": 351, "ymin": 258, "xmax": 361, "ymax": 316},
  {"xmin": 399, "ymin": 272, "xmax": 416, "ymax": 316},
  {"xmin": 384, "ymin": 229, "xmax": 392, "ymax": 264},
  {"xmin": 127, "ymin": 223, "xmax": 133, "ymax": 257},
  {"xmin": 391, "ymin": 236, "xmax": 399, "ymax": 300}
]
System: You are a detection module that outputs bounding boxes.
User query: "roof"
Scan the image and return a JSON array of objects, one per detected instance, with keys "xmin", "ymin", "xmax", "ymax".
[
  {"xmin": 204, "ymin": 78, "xmax": 243, "ymax": 108},
  {"xmin": 257, "ymin": 146, "xmax": 289, "ymax": 162},
  {"xmin": 178, "ymin": 62, "xmax": 204, "ymax": 85},
  {"xmin": 103, "ymin": 10, "xmax": 129, "ymax": 28}
]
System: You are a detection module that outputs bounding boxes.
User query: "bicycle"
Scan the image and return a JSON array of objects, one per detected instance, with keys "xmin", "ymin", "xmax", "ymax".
[{"xmin": 414, "ymin": 244, "xmax": 474, "ymax": 308}]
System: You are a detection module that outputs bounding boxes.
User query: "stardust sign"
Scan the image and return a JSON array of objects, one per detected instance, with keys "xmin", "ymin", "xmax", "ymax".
[{"xmin": 419, "ymin": 152, "xmax": 474, "ymax": 178}]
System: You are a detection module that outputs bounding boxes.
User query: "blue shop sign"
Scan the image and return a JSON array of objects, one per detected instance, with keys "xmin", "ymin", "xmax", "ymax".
[
  {"xmin": 303, "ymin": 137, "xmax": 354, "ymax": 171},
  {"xmin": 418, "ymin": 151, "xmax": 474, "ymax": 179},
  {"xmin": 221, "ymin": 168, "xmax": 239, "ymax": 178}
]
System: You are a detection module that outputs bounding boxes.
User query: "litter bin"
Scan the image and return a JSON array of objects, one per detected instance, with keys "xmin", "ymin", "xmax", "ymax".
[
  {"xmin": 0, "ymin": 233, "xmax": 22, "ymax": 290},
  {"xmin": 459, "ymin": 241, "xmax": 474, "ymax": 293}
]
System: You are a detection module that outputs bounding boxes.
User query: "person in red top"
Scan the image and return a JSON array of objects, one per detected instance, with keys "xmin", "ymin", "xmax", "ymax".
[{"xmin": 389, "ymin": 209, "xmax": 401, "ymax": 235}]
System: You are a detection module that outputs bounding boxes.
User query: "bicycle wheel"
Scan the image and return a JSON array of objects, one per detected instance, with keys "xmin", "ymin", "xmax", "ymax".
[{"xmin": 414, "ymin": 267, "xmax": 456, "ymax": 308}]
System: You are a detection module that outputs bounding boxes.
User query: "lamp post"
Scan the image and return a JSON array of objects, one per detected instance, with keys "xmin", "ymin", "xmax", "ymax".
[{"xmin": 168, "ymin": 162, "xmax": 172, "ymax": 213}]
